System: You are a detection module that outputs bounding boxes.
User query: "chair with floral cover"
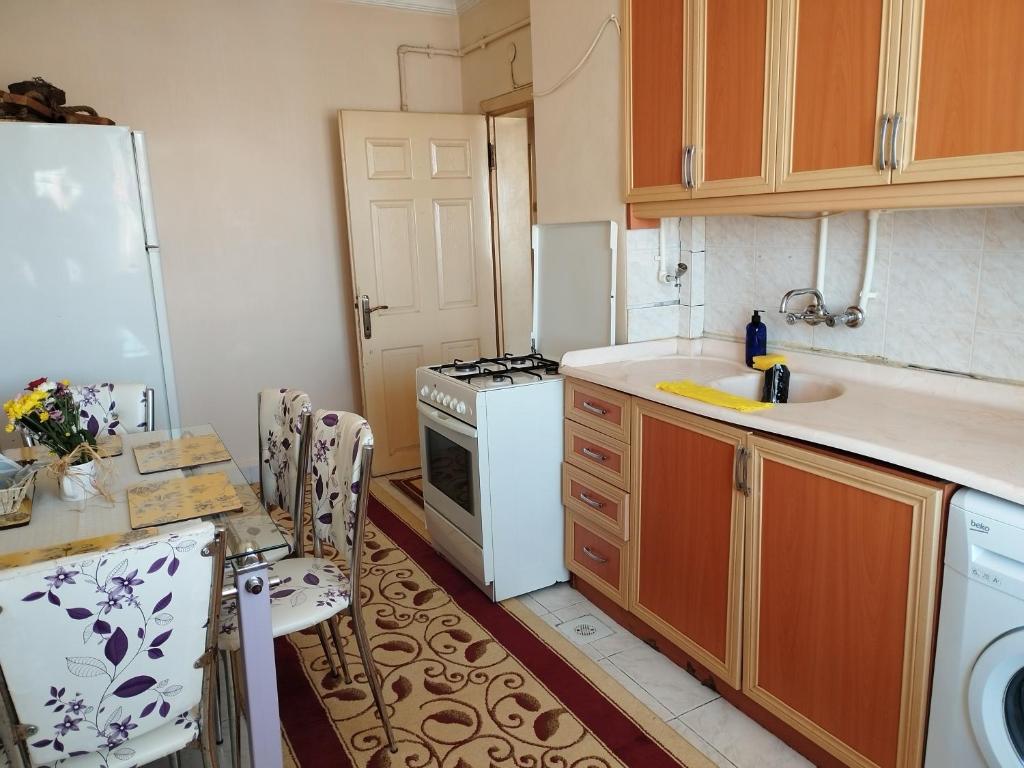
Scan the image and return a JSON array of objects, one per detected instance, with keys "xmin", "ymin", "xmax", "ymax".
[
  {"xmin": 21, "ymin": 383, "xmax": 154, "ymax": 447},
  {"xmin": 0, "ymin": 520, "xmax": 225, "ymax": 768},
  {"xmin": 220, "ymin": 410, "xmax": 396, "ymax": 753},
  {"xmin": 257, "ymin": 388, "xmax": 312, "ymax": 551}
]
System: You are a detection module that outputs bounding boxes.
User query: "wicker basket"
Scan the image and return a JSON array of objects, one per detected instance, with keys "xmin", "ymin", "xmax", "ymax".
[{"xmin": 0, "ymin": 471, "xmax": 35, "ymax": 517}]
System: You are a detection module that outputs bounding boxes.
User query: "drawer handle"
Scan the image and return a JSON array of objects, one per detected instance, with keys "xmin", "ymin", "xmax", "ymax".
[
  {"xmin": 578, "ymin": 491, "xmax": 605, "ymax": 509},
  {"xmin": 581, "ymin": 446, "xmax": 607, "ymax": 462},
  {"xmin": 582, "ymin": 545, "xmax": 608, "ymax": 564},
  {"xmin": 580, "ymin": 400, "xmax": 608, "ymax": 416}
]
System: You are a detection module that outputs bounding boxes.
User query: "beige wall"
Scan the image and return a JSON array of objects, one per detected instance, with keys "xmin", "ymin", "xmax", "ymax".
[
  {"xmin": 529, "ymin": 0, "xmax": 627, "ymax": 341},
  {"xmin": 0, "ymin": 0, "xmax": 462, "ymax": 469},
  {"xmin": 458, "ymin": 0, "xmax": 532, "ymax": 112}
]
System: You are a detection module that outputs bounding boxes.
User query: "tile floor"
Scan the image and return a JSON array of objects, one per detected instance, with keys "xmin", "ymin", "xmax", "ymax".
[{"xmin": 521, "ymin": 582, "xmax": 814, "ymax": 768}]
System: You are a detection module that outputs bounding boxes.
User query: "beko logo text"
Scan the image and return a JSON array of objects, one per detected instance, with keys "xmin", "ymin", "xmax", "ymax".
[{"xmin": 970, "ymin": 519, "xmax": 990, "ymax": 533}]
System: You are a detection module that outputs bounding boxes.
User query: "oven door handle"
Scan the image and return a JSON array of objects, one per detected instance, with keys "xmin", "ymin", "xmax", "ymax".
[{"xmin": 417, "ymin": 401, "xmax": 478, "ymax": 439}]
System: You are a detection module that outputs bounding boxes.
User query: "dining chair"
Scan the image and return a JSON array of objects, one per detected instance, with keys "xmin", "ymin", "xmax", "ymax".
[
  {"xmin": 257, "ymin": 388, "xmax": 312, "ymax": 553},
  {"xmin": 20, "ymin": 382, "xmax": 154, "ymax": 447},
  {"xmin": 220, "ymin": 410, "xmax": 397, "ymax": 754},
  {"xmin": 0, "ymin": 520, "xmax": 226, "ymax": 768}
]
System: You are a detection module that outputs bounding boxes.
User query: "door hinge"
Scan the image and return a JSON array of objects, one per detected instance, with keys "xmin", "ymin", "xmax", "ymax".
[
  {"xmin": 735, "ymin": 446, "xmax": 751, "ymax": 496},
  {"xmin": 487, "ymin": 142, "xmax": 496, "ymax": 170}
]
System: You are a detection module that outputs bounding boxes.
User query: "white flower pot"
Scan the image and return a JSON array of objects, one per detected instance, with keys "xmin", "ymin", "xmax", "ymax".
[{"xmin": 59, "ymin": 459, "xmax": 98, "ymax": 501}]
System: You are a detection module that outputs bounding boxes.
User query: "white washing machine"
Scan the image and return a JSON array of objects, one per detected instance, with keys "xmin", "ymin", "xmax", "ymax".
[{"xmin": 927, "ymin": 488, "xmax": 1024, "ymax": 767}]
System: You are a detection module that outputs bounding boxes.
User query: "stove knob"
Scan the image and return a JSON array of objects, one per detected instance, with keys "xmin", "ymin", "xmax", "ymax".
[
  {"xmin": 430, "ymin": 390, "xmax": 439, "ymax": 402},
  {"xmin": 442, "ymin": 395, "xmax": 452, "ymax": 407},
  {"xmin": 420, "ymin": 386, "xmax": 429, "ymax": 397},
  {"xmin": 456, "ymin": 401, "xmax": 467, "ymax": 414}
]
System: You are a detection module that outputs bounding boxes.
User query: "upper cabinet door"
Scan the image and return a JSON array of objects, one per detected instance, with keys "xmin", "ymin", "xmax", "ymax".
[
  {"xmin": 776, "ymin": 0, "xmax": 902, "ymax": 192},
  {"xmin": 624, "ymin": 0, "xmax": 689, "ymax": 201},
  {"xmin": 691, "ymin": 0, "xmax": 779, "ymax": 198},
  {"xmin": 893, "ymin": 0, "xmax": 1024, "ymax": 183}
]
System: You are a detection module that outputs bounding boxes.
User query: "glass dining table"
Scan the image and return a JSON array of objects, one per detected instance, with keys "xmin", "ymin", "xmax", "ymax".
[{"xmin": 0, "ymin": 425, "xmax": 287, "ymax": 768}]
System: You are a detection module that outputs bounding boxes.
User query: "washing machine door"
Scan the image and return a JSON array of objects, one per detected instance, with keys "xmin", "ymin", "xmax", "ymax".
[{"xmin": 970, "ymin": 629, "xmax": 1024, "ymax": 767}]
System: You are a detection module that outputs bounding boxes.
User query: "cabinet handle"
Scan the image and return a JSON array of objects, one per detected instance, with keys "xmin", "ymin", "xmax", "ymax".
[
  {"xmin": 683, "ymin": 145, "xmax": 695, "ymax": 189},
  {"xmin": 878, "ymin": 113, "xmax": 891, "ymax": 171},
  {"xmin": 735, "ymin": 446, "xmax": 751, "ymax": 496},
  {"xmin": 890, "ymin": 112, "xmax": 904, "ymax": 171},
  {"xmin": 580, "ymin": 400, "xmax": 608, "ymax": 416},
  {"xmin": 578, "ymin": 491, "xmax": 605, "ymax": 509},
  {"xmin": 581, "ymin": 446, "xmax": 608, "ymax": 463},
  {"xmin": 582, "ymin": 545, "xmax": 609, "ymax": 565}
]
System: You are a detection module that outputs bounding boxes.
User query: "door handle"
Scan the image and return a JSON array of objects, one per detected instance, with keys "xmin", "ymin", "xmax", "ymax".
[
  {"xmin": 358, "ymin": 294, "xmax": 389, "ymax": 339},
  {"xmin": 878, "ymin": 113, "xmax": 891, "ymax": 171},
  {"xmin": 890, "ymin": 112, "xmax": 904, "ymax": 171},
  {"xmin": 734, "ymin": 446, "xmax": 751, "ymax": 496}
]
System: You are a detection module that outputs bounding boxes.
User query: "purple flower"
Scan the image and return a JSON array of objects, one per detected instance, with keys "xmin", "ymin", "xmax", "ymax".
[
  {"xmin": 313, "ymin": 439, "xmax": 329, "ymax": 464},
  {"xmin": 106, "ymin": 716, "xmax": 136, "ymax": 742},
  {"xmin": 45, "ymin": 567, "xmax": 79, "ymax": 590},
  {"xmin": 96, "ymin": 591, "xmax": 125, "ymax": 614},
  {"xmin": 79, "ymin": 386, "xmax": 100, "ymax": 406},
  {"xmin": 55, "ymin": 715, "xmax": 82, "ymax": 736},
  {"xmin": 46, "ymin": 406, "xmax": 65, "ymax": 424},
  {"xmin": 110, "ymin": 569, "xmax": 143, "ymax": 595},
  {"xmin": 66, "ymin": 698, "xmax": 86, "ymax": 715}
]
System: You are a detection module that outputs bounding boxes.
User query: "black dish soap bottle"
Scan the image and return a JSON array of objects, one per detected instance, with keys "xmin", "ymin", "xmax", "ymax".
[{"xmin": 745, "ymin": 309, "xmax": 767, "ymax": 367}]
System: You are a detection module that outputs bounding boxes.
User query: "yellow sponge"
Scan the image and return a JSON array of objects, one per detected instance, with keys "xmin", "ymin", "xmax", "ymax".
[
  {"xmin": 752, "ymin": 354, "xmax": 788, "ymax": 371},
  {"xmin": 655, "ymin": 380, "xmax": 773, "ymax": 412}
]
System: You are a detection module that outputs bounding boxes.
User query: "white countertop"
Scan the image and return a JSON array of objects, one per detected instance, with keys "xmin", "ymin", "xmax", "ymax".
[{"xmin": 561, "ymin": 338, "xmax": 1024, "ymax": 506}]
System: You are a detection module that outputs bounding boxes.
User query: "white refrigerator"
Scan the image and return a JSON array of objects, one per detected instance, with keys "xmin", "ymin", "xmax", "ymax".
[{"xmin": 0, "ymin": 123, "xmax": 179, "ymax": 435}]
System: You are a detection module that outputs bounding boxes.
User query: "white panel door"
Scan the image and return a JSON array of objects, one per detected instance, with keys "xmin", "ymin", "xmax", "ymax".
[{"xmin": 340, "ymin": 111, "xmax": 497, "ymax": 475}]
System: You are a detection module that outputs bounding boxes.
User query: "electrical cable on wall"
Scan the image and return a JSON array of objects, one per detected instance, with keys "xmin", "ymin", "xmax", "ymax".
[{"xmin": 533, "ymin": 13, "xmax": 621, "ymax": 98}]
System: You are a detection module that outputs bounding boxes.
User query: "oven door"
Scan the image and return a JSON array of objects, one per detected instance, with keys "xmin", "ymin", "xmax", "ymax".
[{"xmin": 417, "ymin": 401, "xmax": 484, "ymax": 547}]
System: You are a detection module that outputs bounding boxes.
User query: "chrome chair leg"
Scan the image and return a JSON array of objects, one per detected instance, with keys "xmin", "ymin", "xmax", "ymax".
[
  {"xmin": 227, "ymin": 651, "xmax": 242, "ymax": 768},
  {"xmin": 350, "ymin": 605, "xmax": 396, "ymax": 752},
  {"xmin": 328, "ymin": 614, "xmax": 353, "ymax": 684},
  {"xmin": 314, "ymin": 621, "xmax": 340, "ymax": 678},
  {"xmin": 169, "ymin": 752, "xmax": 182, "ymax": 768}
]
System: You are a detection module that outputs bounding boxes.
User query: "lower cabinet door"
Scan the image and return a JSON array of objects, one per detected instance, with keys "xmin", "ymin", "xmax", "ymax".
[
  {"xmin": 630, "ymin": 401, "xmax": 749, "ymax": 688},
  {"xmin": 744, "ymin": 436, "xmax": 945, "ymax": 768}
]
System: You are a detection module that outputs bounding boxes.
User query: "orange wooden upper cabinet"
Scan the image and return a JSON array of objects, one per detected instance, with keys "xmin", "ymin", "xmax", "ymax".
[
  {"xmin": 624, "ymin": 0, "xmax": 777, "ymax": 201},
  {"xmin": 624, "ymin": 0, "xmax": 687, "ymax": 201},
  {"xmin": 775, "ymin": 0, "xmax": 902, "ymax": 192},
  {"xmin": 744, "ymin": 437, "xmax": 946, "ymax": 768},
  {"xmin": 690, "ymin": 0, "xmax": 779, "ymax": 197},
  {"xmin": 892, "ymin": 0, "xmax": 1024, "ymax": 183},
  {"xmin": 629, "ymin": 401, "xmax": 749, "ymax": 688}
]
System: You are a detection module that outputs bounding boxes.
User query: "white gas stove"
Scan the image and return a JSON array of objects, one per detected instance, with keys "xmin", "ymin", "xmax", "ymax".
[{"xmin": 416, "ymin": 353, "xmax": 569, "ymax": 600}]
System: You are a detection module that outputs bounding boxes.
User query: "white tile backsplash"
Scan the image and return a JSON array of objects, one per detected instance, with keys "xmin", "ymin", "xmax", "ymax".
[{"xmin": 676, "ymin": 206, "xmax": 1024, "ymax": 384}]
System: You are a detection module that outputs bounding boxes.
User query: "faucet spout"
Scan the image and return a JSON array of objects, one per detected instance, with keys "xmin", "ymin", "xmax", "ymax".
[{"xmin": 779, "ymin": 287, "xmax": 825, "ymax": 315}]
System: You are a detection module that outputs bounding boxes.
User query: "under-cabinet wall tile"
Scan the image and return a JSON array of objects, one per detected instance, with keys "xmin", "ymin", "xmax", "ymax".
[
  {"xmin": 892, "ymin": 208, "xmax": 986, "ymax": 251},
  {"xmin": 971, "ymin": 331, "xmax": 1024, "ymax": 381},
  {"xmin": 628, "ymin": 305, "xmax": 680, "ymax": 342},
  {"xmin": 887, "ymin": 250, "xmax": 981, "ymax": 326},
  {"xmin": 883, "ymin": 320, "xmax": 974, "ymax": 372},
  {"xmin": 706, "ymin": 215, "xmax": 757, "ymax": 248},
  {"xmin": 976, "ymin": 251, "xmax": 1024, "ymax": 331},
  {"xmin": 984, "ymin": 207, "xmax": 1024, "ymax": 251},
  {"xmin": 704, "ymin": 247, "xmax": 756, "ymax": 337}
]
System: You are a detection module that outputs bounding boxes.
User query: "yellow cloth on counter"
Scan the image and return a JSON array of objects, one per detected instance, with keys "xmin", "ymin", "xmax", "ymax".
[{"xmin": 655, "ymin": 380, "xmax": 773, "ymax": 412}]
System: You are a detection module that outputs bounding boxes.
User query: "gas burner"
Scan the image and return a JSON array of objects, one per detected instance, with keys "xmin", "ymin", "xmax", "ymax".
[
  {"xmin": 453, "ymin": 363, "xmax": 478, "ymax": 373},
  {"xmin": 430, "ymin": 353, "xmax": 560, "ymax": 386}
]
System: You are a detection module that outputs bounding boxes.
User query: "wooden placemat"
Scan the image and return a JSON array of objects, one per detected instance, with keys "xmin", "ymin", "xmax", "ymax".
[
  {"xmin": 0, "ymin": 496, "xmax": 32, "ymax": 531},
  {"xmin": 128, "ymin": 472, "xmax": 242, "ymax": 529},
  {"xmin": 0, "ymin": 527, "xmax": 159, "ymax": 570},
  {"xmin": 4, "ymin": 435, "xmax": 123, "ymax": 466},
  {"xmin": 133, "ymin": 434, "xmax": 231, "ymax": 474}
]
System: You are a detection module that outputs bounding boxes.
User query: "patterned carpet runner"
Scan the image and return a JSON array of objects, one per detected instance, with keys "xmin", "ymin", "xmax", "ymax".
[{"xmin": 273, "ymin": 493, "xmax": 707, "ymax": 768}]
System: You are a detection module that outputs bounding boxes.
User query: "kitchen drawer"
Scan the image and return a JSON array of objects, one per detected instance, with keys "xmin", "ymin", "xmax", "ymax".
[
  {"xmin": 565, "ymin": 510, "xmax": 629, "ymax": 608},
  {"xmin": 562, "ymin": 462, "xmax": 629, "ymax": 540},
  {"xmin": 565, "ymin": 379, "xmax": 631, "ymax": 442},
  {"xmin": 564, "ymin": 421, "xmax": 631, "ymax": 491}
]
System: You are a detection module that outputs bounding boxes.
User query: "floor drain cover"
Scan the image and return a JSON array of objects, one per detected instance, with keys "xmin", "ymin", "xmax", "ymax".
[{"xmin": 574, "ymin": 623, "xmax": 598, "ymax": 637}]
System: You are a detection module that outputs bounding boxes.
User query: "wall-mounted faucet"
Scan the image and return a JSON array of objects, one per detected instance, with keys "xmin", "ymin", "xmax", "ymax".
[{"xmin": 779, "ymin": 288, "xmax": 864, "ymax": 328}]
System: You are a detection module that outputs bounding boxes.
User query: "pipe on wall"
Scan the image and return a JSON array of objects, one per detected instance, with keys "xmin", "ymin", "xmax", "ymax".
[{"xmin": 398, "ymin": 18, "xmax": 531, "ymax": 111}]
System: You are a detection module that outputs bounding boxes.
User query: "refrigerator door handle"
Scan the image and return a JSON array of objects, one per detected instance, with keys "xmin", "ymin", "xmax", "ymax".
[{"xmin": 132, "ymin": 131, "xmax": 160, "ymax": 249}]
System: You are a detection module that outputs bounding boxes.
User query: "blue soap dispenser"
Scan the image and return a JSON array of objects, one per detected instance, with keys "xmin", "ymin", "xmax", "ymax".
[{"xmin": 745, "ymin": 309, "xmax": 767, "ymax": 367}]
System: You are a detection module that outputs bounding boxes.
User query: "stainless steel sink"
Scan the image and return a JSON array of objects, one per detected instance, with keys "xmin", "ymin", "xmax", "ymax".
[{"xmin": 708, "ymin": 372, "xmax": 845, "ymax": 404}]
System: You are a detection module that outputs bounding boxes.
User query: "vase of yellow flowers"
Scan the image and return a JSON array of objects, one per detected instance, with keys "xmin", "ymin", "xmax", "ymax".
[{"xmin": 4, "ymin": 378, "xmax": 102, "ymax": 501}]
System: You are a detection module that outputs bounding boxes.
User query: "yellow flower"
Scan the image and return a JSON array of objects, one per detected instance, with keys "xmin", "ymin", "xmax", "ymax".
[
  {"xmin": 3, "ymin": 424, "xmax": 12, "ymax": 433},
  {"xmin": 38, "ymin": 411, "xmax": 49, "ymax": 422},
  {"xmin": 60, "ymin": 379, "xmax": 69, "ymax": 386}
]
